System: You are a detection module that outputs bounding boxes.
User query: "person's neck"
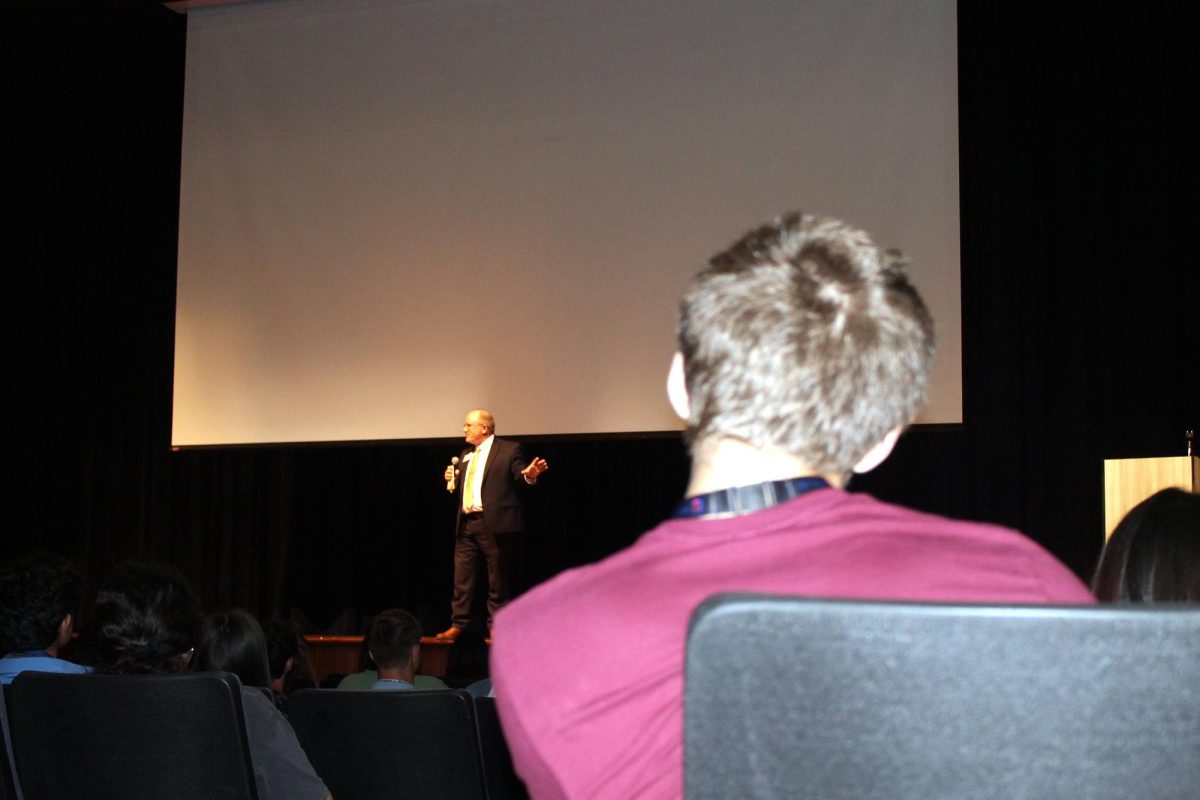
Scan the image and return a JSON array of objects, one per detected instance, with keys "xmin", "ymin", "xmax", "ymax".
[
  {"xmin": 685, "ymin": 437, "xmax": 844, "ymax": 498},
  {"xmin": 377, "ymin": 665, "xmax": 415, "ymax": 684},
  {"xmin": 8, "ymin": 647, "xmax": 54, "ymax": 658}
]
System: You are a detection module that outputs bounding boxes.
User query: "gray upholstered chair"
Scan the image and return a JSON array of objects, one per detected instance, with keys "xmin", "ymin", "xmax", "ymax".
[{"xmin": 684, "ymin": 594, "xmax": 1200, "ymax": 800}]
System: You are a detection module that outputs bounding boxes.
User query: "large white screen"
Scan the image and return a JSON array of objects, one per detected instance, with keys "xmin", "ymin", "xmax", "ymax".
[{"xmin": 174, "ymin": 0, "xmax": 960, "ymax": 445}]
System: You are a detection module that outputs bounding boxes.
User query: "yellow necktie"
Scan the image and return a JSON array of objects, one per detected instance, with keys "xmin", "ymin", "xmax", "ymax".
[{"xmin": 463, "ymin": 449, "xmax": 481, "ymax": 509}]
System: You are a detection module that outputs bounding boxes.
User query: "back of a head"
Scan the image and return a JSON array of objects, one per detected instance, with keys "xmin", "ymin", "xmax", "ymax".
[
  {"xmin": 677, "ymin": 212, "xmax": 935, "ymax": 474},
  {"xmin": 366, "ymin": 608, "xmax": 422, "ymax": 670},
  {"xmin": 196, "ymin": 608, "xmax": 272, "ymax": 688},
  {"xmin": 1092, "ymin": 488, "xmax": 1200, "ymax": 602},
  {"xmin": 91, "ymin": 560, "xmax": 201, "ymax": 674},
  {"xmin": 262, "ymin": 618, "xmax": 305, "ymax": 681},
  {"xmin": 0, "ymin": 551, "xmax": 81, "ymax": 655}
]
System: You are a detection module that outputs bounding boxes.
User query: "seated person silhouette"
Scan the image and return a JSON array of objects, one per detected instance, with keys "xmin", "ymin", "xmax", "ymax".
[
  {"xmin": 91, "ymin": 562, "xmax": 331, "ymax": 800},
  {"xmin": 364, "ymin": 608, "xmax": 423, "ymax": 691},
  {"xmin": 263, "ymin": 618, "xmax": 316, "ymax": 704},
  {"xmin": 1092, "ymin": 487, "xmax": 1199, "ymax": 602},
  {"xmin": 0, "ymin": 551, "xmax": 91, "ymax": 683},
  {"xmin": 336, "ymin": 610, "xmax": 448, "ymax": 691}
]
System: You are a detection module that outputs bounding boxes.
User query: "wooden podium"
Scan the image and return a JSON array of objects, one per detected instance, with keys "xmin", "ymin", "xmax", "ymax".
[{"xmin": 1103, "ymin": 456, "xmax": 1199, "ymax": 538}]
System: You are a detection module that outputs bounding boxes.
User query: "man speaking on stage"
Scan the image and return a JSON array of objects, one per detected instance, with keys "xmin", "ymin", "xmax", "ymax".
[{"xmin": 438, "ymin": 408, "xmax": 548, "ymax": 642}]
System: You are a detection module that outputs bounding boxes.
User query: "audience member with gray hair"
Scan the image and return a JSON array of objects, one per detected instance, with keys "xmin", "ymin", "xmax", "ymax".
[{"xmin": 490, "ymin": 211, "xmax": 1094, "ymax": 799}]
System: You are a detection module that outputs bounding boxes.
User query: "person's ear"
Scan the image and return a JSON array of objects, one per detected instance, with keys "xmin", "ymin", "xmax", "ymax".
[
  {"xmin": 56, "ymin": 613, "xmax": 73, "ymax": 649},
  {"xmin": 852, "ymin": 426, "xmax": 903, "ymax": 474},
  {"xmin": 412, "ymin": 644, "xmax": 421, "ymax": 672},
  {"xmin": 667, "ymin": 352, "xmax": 690, "ymax": 421},
  {"xmin": 284, "ymin": 656, "xmax": 295, "ymax": 675}
]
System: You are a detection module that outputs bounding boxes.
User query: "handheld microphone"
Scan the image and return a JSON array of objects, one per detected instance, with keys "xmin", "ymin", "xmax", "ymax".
[{"xmin": 447, "ymin": 456, "xmax": 460, "ymax": 492}]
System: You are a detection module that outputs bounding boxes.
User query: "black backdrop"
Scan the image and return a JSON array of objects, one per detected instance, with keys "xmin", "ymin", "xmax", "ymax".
[{"xmin": 7, "ymin": 1, "xmax": 1197, "ymax": 634}]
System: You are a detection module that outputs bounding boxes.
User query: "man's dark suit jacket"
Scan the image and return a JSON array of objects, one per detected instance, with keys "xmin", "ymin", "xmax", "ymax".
[{"xmin": 456, "ymin": 437, "xmax": 531, "ymax": 534}]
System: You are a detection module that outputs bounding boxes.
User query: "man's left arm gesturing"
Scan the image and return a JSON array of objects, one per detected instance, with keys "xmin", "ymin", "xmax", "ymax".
[{"xmin": 520, "ymin": 456, "xmax": 549, "ymax": 484}]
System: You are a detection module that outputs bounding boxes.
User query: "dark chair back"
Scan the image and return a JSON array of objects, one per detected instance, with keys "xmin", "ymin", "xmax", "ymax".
[
  {"xmin": 685, "ymin": 594, "xmax": 1200, "ymax": 800},
  {"xmin": 1, "ymin": 685, "xmax": 21, "ymax": 800},
  {"xmin": 7, "ymin": 670, "xmax": 258, "ymax": 800},
  {"xmin": 473, "ymin": 696, "xmax": 529, "ymax": 800},
  {"xmin": 288, "ymin": 688, "xmax": 486, "ymax": 800}
]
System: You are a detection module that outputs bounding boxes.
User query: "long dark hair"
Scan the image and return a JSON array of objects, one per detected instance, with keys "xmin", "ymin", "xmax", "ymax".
[
  {"xmin": 1092, "ymin": 488, "xmax": 1200, "ymax": 602},
  {"xmin": 195, "ymin": 608, "xmax": 272, "ymax": 688}
]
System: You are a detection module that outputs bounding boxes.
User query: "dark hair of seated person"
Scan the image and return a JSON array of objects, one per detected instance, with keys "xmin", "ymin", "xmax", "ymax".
[
  {"xmin": 196, "ymin": 608, "xmax": 272, "ymax": 689},
  {"xmin": 90, "ymin": 560, "xmax": 202, "ymax": 674},
  {"xmin": 1091, "ymin": 488, "xmax": 1200, "ymax": 602},
  {"xmin": 0, "ymin": 550, "xmax": 82, "ymax": 655},
  {"xmin": 366, "ymin": 608, "xmax": 422, "ymax": 671},
  {"xmin": 263, "ymin": 618, "xmax": 302, "ymax": 680},
  {"xmin": 262, "ymin": 618, "xmax": 316, "ymax": 693}
]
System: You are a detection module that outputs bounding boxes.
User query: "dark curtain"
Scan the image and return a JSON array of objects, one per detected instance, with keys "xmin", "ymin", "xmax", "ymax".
[
  {"xmin": 8, "ymin": 1, "xmax": 1197, "ymax": 631},
  {"xmin": 956, "ymin": 2, "xmax": 1198, "ymax": 578}
]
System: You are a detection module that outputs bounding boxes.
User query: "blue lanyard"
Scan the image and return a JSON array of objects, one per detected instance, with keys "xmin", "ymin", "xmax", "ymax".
[{"xmin": 673, "ymin": 476, "xmax": 830, "ymax": 519}]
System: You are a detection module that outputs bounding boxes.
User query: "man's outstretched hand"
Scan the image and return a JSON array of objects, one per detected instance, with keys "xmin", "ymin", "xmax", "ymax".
[{"xmin": 522, "ymin": 457, "xmax": 549, "ymax": 482}]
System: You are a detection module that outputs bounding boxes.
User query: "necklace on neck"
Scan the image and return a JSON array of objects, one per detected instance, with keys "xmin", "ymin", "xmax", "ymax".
[{"xmin": 672, "ymin": 475, "xmax": 830, "ymax": 519}]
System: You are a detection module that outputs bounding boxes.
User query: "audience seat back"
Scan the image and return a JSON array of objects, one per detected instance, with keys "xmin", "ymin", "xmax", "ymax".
[
  {"xmin": 7, "ymin": 670, "xmax": 258, "ymax": 800},
  {"xmin": 684, "ymin": 594, "xmax": 1200, "ymax": 800},
  {"xmin": 288, "ymin": 687, "xmax": 486, "ymax": 800},
  {"xmin": 1, "ymin": 685, "xmax": 21, "ymax": 800},
  {"xmin": 473, "ymin": 695, "xmax": 529, "ymax": 800}
]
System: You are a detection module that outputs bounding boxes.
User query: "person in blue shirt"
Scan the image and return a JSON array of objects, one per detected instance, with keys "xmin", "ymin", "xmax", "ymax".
[{"xmin": 0, "ymin": 551, "xmax": 92, "ymax": 684}]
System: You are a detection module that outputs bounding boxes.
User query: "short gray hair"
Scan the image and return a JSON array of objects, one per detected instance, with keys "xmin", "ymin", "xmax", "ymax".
[{"xmin": 677, "ymin": 212, "xmax": 935, "ymax": 473}]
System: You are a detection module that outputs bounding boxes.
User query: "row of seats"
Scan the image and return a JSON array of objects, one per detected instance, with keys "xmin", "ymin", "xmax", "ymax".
[
  {"xmin": 1, "ymin": 673, "xmax": 527, "ymax": 800},
  {"xmin": 6, "ymin": 598, "xmax": 1198, "ymax": 799}
]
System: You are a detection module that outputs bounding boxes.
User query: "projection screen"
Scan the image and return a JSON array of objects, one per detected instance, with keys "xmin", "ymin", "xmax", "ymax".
[{"xmin": 173, "ymin": 0, "xmax": 960, "ymax": 446}]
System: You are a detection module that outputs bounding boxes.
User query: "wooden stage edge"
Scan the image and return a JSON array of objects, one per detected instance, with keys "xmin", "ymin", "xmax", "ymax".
[{"xmin": 304, "ymin": 635, "xmax": 482, "ymax": 683}]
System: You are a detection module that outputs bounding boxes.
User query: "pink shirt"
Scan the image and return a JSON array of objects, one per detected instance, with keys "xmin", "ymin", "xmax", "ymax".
[{"xmin": 490, "ymin": 488, "xmax": 1095, "ymax": 799}]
